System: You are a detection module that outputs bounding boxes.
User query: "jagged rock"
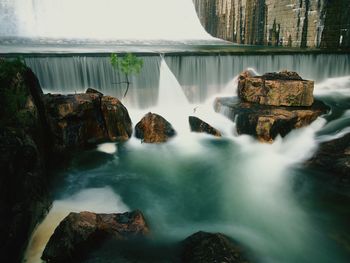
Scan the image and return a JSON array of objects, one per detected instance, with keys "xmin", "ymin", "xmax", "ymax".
[
  {"xmin": 43, "ymin": 91, "xmax": 132, "ymax": 152},
  {"xmin": 238, "ymin": 70, "xmax": 314, "ymax": 107},
  {"xmin": 307, "ymin": 133, "xmax": 350, "ymax": 183},
  {"xmin": 181, "ymin": 231, "xmax": 250, "ymax": 263},
  {"xmin": 42, "ymin": 210, "xmax": 149, "ymax": 263},
  {"xmin": 135, "ymin": 112, "xmax": 176, "ymax": 143},
  {"xmin": 189, "ymin": 116, "xmax": 221, "ymax": 137},
  {"xmin": 101, "ymin": 96, "xmax": 132, "ymax": 141},
  {"xmin": 0, "ymin": 59, "xmax": 50, "ymax": 262},
  {"xmin": 214, "ymin": 97, "xmax": 329, "ymax": 143}
]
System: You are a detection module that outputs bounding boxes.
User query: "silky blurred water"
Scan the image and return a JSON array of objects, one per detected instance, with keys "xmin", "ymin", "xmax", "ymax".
[{"xmin": 23, "ymin": 57, "xmax": 350, "ymax": 263}]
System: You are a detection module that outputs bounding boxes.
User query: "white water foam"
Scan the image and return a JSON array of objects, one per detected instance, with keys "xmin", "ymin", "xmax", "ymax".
[
  {"xmin": 1, "ymin": 0, "xmax": 212, "ymax": 40},
  {"xmin": 97, "ymin": 143, "xmax": 118, "ymax": 154},
  {"xmin": 314, "ymin": 75, "xmax": 350, "ymax": 97}
]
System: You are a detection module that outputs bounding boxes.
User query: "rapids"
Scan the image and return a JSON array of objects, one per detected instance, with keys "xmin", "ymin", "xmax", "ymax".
[{"xmin": 23, "ymin": 56, "xmax": 350, "ymax": 263}]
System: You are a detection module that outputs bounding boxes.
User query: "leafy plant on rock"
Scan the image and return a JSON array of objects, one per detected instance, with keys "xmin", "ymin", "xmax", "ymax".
[{"xmin": 110, "ymin": 53, "xmax": 143, "ymax": 98}]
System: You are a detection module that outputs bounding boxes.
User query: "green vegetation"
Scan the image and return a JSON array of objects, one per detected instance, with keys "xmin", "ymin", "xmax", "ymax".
[
  {"xmin": 110, "ymin": 53, "xmax": 143, "ymax": 98},
  {"xmin": 0, "ymin": 57, "xmax": 30, "ymax": 127}
]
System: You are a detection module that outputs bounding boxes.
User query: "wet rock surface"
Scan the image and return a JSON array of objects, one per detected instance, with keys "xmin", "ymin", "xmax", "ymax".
[
  {"xmin": 43, "ymin": 89, "xmax": 132, "ymax": 152},
  {"xmin": 189, "ymin": 116, "xmax": 221, "ymax": 137},
  {"xmin": 0, "ymin": 59, "xmax": 51, "ymax": 262},
  {"xmin": 215, "ymin": 97, "xmax": 329, "ymax": 143},
  {"xmin": 238, "ymin": 70, "xmax": 314, "ymax": 107},
  {"xmin": 42, "ymin": 210, "xmax": 149, "ymax": 263},
  {"xmin": 181, "ymin": 231, "xmax": 250, "ymax": 263},
  {"xmin": 307, "ymin": 133, "xmax": 350, "ymax": 183},
  {"xmin": 135, "ymin": 112, "xmax": 176, "ymax": 143}
]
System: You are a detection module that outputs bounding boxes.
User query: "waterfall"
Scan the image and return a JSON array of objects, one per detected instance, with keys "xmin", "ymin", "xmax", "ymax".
[
  {"xmin": 25, "ymin": 55, "xmax": 162, "ymax": 109},
  {"xmin": 25, "ymin": 53, "xmax": 350, "ymax": 108},
  {"xmin": 0, "ymin": 0, "xmax": 212, "ymax": 40}
]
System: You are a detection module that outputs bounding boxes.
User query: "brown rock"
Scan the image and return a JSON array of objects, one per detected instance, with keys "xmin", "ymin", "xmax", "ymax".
[
  {"xmin": 215, "ymin": 97, "xmax": 329, "ymax": 143},
  {"xmin": 101, "ymin": 96, "xmax": 132, "ymax": 141},
  {"xmin": 189, "ymin": 116, "xmax": 221, "ymax": 137},
  {"xmin": 43, "ymin": 93, "xmax": 107, "ymax": 152},
  {"xmin": 42, "ymin": 210, "xmax": 149, "ymax": 263},
  {"xmin": 135, "ymin": 112, "xmax": 176, "ymax": 143},
  {"xmin": 238, "ymin": 70, "xmax": 314, "ymax": 107},
  {"xmin": 181, "ymin": 231, "xmax": 250, "ymax": 263},
  {"xmin": 43, "ymin": 92, "xmax": 132, "ymax": 152}
]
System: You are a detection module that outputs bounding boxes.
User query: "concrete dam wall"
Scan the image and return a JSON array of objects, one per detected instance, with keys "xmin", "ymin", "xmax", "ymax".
[{"xmin": 193, "ymin": 0, "xmax": 350, "ymax": 48}]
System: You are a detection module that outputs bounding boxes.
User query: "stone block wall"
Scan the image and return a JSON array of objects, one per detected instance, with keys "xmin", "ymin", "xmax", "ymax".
[{"xmin": 193, "ymin": 0, "xmax": 350, "ymax": 48}]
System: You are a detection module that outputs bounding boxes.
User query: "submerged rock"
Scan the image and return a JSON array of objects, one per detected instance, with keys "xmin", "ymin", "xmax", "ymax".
[
  {"xmin": 181, "ymin": 231, "xmax": 250, "ymax": 263},
  {"xmin": 135, "ymin": 112, "xmax": 176, "ymax": 143},
  {"xmin": 189, "ymin": 116, "xmax": 221, "ymax": 137},
  {"xmin": 42, "ymin": 210, "xmax": 149, "ymax": 263},
  {"xmin": 307, "ymin": 133, "xmax": 350, "ymax": 183},
  {"xmin": 238, "ymin": 70, "xmax": 314, "ymax": 107},
  {"xmin": 43, "ymin": 90, "xmax": 132, "ymax": 152},
  {"xmin": 215, "ymin": 97, "xmax": 329, "ymax": 143}
]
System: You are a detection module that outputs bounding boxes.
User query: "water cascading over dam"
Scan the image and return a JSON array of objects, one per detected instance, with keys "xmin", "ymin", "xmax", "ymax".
[
  {"xmin": 24, "ymin": 53, "xmax": 350, "ymax": 108},
  {"xmin": 0, "ymin": 0, "xmax": 212, "ymax": 40},
  {"xmin": 1, "ymin": 1, "xmax": 350, "ymax": 263}
]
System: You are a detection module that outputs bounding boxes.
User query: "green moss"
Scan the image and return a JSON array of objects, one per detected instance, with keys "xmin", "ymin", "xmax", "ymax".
[{"xmin": 0, "ymin": 58, "xmax": 30, "ymax": 127}]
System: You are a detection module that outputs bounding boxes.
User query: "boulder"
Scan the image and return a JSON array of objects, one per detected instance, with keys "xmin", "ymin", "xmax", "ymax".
[
  {"xmin": 101, "ymin": 96, "xmax": 132, "ymax": 141},
  {"xmin": 43, "ymin": 93, "xmax": 107, "ymax": 152},
  {"xmin": 238, "ymin": 70, "xmax": 314, "ymax": 107},
  {"xmin": 181, "ymin": 231, "xmax": 250, "ymax": 263},
  {"xmin": 0, "ymin": 58, "xmax": 50, "ymax": 263},
  {"xmin": 43, "ymin": 91, "xmax": 132, "ymax": 152},
  {"xmin": 135, "ymin": 112, "xmax": 176, "ymax": 143},
  {"xmin": 215, "ymin": 97, "xmax": 329, "ymax": 143},
  {"xmin": 307, "ymin": 133, "xmax": 350, "ymax": 183},
  {"xmin": 42, "ymin": 210, "xmax": 149, "ymax": 263},
  {"xmin": 189, "ymin": 116, "xmax": 221, "ymax": 137}
]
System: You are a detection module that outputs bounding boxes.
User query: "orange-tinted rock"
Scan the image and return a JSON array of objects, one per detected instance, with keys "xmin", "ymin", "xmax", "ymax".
[
  {"xmin": 43, "ymin": 93, "xmax": 107, "ymax": 152},
  {"xmin": 238, "ymin": 70, "xmax": 314, "ymax": 107},
  {"xmin": 101, "ymin": 96, "xmax": 132, "ymax": 141},
  {"xmin": 43, "ymin": 91, "xmax": 132, "ymax": 152},
  {"xmin": 189, "ymin": 116, "xmax": 221, "ymax": 137},
  {"xmin": 215, "ymin": 97, "xmax": 329, "ymax": 143},
  {"xmin": 42, "ymin": 210, "xmax": 149, "ymax": 263},
  {"xmin": 135, "ymin": 112, "xmax": 176, "ymax": 143}
]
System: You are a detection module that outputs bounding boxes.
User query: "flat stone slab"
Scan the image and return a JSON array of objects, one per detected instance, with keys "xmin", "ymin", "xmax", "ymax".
[
  {"xmin": 215, "ymin": 97, "xmax": 329, "ymax": 143},
  {"xmin": 238, "ymin": 70, "xmax": 314, "ymax": 107}
]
